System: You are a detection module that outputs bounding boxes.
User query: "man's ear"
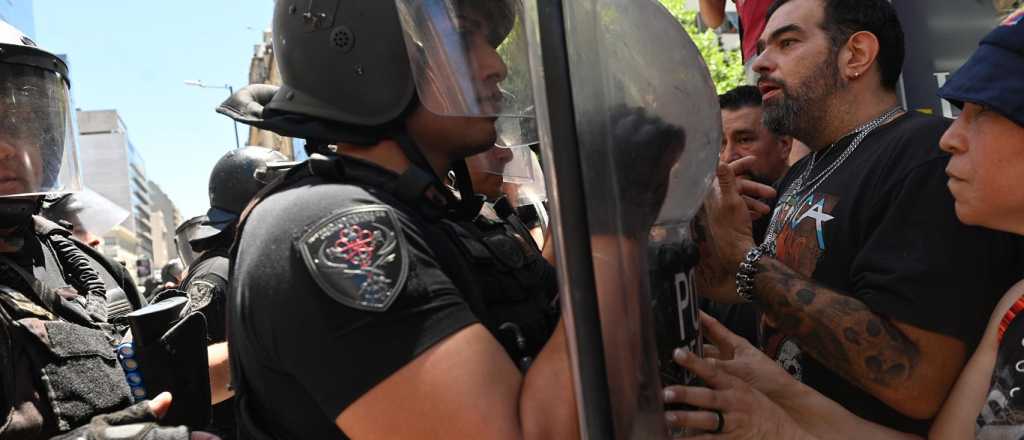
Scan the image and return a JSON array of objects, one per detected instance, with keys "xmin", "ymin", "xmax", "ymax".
[
  {"xmin": 842, "ymin": 31, "xmax": 882, "ymax": 83},
  {"xmin": 778, "ymin": 135, "xmax": 793, "ymax": 160}
]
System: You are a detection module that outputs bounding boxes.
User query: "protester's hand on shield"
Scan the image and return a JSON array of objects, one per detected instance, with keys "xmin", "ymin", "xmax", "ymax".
[
  {"xmin": 694, "ymin": 160, "xmax": 772, "ymax": 303},
  {"xmin": 663, "ymin": 348, "xmax": 814, "ymax": 440},
  {"xmin": 696, "ymin": 312, "xmax": 803, "ymax": 402}
]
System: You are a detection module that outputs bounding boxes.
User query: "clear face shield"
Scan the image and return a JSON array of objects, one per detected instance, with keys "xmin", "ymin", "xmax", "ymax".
[
  {"xmin": 175, "ymin": 216, "xmax": 206, "ymax": 267},
  {"xmin": 395, "ymin": 0, "xmax": 538, "ymax": 148},
  {"xmin": 43, "ymin": 188, "xmax": 129, "ymax": 236},
  {"xmin": 0, "ymin": 63, "xmax": 81, "ymax": 198}
]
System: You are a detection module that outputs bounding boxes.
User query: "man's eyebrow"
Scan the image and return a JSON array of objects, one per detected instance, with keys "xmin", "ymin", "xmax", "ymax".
[
  {"xmin": 757, "ymin": 23, "xmax": 804, "ymax": 49},
  {"xmin": 728, "ymin": 129, "xmax": 758, "ymax": 137}
]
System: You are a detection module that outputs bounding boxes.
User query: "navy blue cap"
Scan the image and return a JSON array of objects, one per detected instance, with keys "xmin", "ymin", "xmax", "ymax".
[{"xmin": 938, "ymin": 8, "xmax": 1024, "ymax": 128}]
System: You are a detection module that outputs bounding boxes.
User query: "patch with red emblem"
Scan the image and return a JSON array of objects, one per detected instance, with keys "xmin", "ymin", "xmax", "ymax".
[{"xmin": 298, "ymin": 206, "xmax": 409, "ymax": 312}]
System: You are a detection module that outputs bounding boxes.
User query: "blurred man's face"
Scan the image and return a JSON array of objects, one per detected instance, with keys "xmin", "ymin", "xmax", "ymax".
[
  {"xmin": 752, "ymin": 0, "xmax": 846, "ymax": 144},
  {"xmin": 720, "ymin": 105, "xmax": 792, "ymax": 184},
  {"xmin": 940, "ymin": 103, "xmax": 1024, "ymax": 235},
  {"xmin": 0, "ymin": 137, "xmax": 44, "ymax": 196}
]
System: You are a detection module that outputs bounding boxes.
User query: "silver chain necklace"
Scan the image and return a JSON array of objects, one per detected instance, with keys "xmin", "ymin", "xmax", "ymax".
[{"xmin": 762, "ymin": 106, "xmax": 904, "ymax": 254}]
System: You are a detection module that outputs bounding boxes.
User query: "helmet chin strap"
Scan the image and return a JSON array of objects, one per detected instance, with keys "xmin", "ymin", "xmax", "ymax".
[
  {"xmin": 390, "ymin": 130, "xmax": 483, "ymax": 220},
  {"xmin": 0, "ymin": 197, "xmax": 41, "ymax": 230}
]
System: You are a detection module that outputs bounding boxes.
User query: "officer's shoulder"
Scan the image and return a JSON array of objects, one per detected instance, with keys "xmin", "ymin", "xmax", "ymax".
[
  {"xmin": 249, "ymin": 178, "xmax": 391, "ymax": 231},
  {"xmin": 246, "ymin": 179, "xmax": 417, "ymax": 312}
]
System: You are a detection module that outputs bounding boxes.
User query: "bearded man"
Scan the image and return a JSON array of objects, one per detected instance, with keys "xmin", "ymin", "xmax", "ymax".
[{"xmin": 695, "ymin": 0, "xmax": 1024, "ymax": 434}]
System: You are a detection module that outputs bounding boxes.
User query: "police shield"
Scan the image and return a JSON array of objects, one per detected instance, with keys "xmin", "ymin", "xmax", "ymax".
[{"xmin": 525, "ymin": 0, "xmax": 719, "ymax": 437}]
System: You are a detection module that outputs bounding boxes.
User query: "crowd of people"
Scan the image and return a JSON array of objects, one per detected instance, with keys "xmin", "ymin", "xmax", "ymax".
[{"xmin": 0, "ymin": 0, "xmax": 1021, "ymax": 438}]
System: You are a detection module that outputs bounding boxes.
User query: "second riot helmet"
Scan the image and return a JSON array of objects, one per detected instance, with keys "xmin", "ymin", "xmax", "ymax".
[{"xmin": 194, "ymin": 146, "xmax": 288, "ymax": 242}]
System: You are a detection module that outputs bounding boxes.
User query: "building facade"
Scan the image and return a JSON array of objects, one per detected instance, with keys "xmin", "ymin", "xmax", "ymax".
[
  {"xmin": 147, "ymin": 181, "xmax": 182, "ymax": 268},
  {"xmin": 247, "ymin": 29, "xmax": 301, "ymax": 159},
  {"xmin": 77, "ymin": 110, "xmax": 154, "ymax": 277}
]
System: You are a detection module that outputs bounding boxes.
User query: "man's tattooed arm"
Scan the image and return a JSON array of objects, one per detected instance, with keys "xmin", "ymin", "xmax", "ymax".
[{"xmin": 753, "ymin": 257, "xmax": 964, "ymax": 419}]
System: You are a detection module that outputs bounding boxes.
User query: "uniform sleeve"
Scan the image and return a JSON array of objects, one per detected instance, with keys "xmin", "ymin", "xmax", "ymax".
[
  {"xmin": 850, "ymin": 157, "xmax": 1020, "ymax": 344},
  {"xmin": 250, "ymin": 202, "xmax": 479, "ymax": 421}
]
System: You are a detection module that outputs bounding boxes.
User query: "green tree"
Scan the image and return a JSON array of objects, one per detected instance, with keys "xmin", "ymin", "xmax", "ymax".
[{"xmin": 660, "ymin": 0, "xmax": 746, "ymax": 94}]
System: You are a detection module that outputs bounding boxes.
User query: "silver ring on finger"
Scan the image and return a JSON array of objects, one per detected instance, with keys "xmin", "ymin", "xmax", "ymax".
[{"xmin": 712, "ymin": 410, "xmax": 725, "ymax": 434}]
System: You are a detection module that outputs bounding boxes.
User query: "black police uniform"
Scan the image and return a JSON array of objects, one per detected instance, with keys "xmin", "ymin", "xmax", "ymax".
[
  {"xmin": 177, "ymin": 250, "xmax": 229, "ymax": 344},
  {"xmin": 175, "ymin": 247, "xmax": 233, "ymax": 439},
  {"xmin": 229, "ymin": 155, "xmax": 559, "ymax": 439},
  {"xmin": 0, "ymin": 216, "xmax": 145, "ymax": 439}
]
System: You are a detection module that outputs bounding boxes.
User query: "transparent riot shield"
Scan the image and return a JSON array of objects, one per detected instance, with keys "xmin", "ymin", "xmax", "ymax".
[{"xmin": 524, "ymin": 0, "xmax": 720, "ymax": 437}]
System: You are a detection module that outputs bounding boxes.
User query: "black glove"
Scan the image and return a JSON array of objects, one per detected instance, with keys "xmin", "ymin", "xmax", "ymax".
[
  {"xmin": 588, "ymin": 105, "xmax": 687, "ymax": 236},
  {"xmin": 51, "ymin": 401, "xmax": 191, "ymax": 440},
  {"xmin": 215, "ymin": 83, "xmax": 384, "ymax": 146},
  {"xmin": 215, "ymin": 83, "xmax": 278, "ymax": 126}
]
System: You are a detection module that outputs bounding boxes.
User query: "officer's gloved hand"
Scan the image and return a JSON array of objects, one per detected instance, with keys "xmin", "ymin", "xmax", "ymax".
[
  {"xmin": 51, "ymin": 393, "xmax": 220, "ymax": 440},
  {"xmin": 216, "ymin": 83, "xmax": 280, "ymax": 125},
  {"xmin": 606, "ymin": 105, "xmax": 687, "ymax": 236}
]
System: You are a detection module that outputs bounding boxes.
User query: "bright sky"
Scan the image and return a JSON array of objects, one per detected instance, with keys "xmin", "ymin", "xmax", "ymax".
[{"xmin": 35, "ymin": 1, "xmax": 274, "ymax": 221}]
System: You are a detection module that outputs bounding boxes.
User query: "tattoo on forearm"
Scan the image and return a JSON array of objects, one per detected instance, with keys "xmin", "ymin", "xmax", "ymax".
[{"xmin": 754, "ymin": 258, "xmax": 920, "ymax": 389}]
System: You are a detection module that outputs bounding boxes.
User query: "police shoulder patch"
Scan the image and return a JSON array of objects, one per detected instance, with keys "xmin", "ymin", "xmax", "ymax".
[
  {"xmin": 298, "ymin": 206, "xmax": 410, "ymax": 312},
  {"xmin": 185, "ymin": 280, "xmax": 217, "ymax": 314}
]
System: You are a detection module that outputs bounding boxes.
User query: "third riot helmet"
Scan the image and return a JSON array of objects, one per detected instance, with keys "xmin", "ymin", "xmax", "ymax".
[{"xmin": 193, "ymin": 146, "xmax": 288, "ymax": 242}]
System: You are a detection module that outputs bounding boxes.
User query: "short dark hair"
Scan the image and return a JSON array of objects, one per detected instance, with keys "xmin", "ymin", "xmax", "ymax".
[
  {"xmin": 719, "ymin": 86, "xmax": 763, "ymax": 111},
  {"xmin": 767, "ymin": 0, "xmax": 905, "ymax": 91}
]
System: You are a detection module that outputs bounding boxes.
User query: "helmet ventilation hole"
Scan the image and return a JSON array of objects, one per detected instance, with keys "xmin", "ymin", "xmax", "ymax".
[{"xmin": 330, "ymin": 26, "xmax": 355, "ymax": 52}]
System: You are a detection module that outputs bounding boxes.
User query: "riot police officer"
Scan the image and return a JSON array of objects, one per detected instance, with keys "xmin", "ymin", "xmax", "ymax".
[
  {"xmin": 220, "ymin": 1, "xmax": 580, "ymax": 438},
  {"xmin": 0, "ymin": 19, "xmax": 207, "ymax": 440},
  {"xmin": 171, "ymin": 146, "xmax": 286, "ymax": 439}
]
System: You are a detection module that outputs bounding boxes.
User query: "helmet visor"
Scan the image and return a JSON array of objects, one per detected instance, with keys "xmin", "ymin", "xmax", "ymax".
[
  {"xmin": 395, "ymin": 0, "xmax": 538, "ymax": 148},
  {"xmin": 175, "ymin": 216, "xmax": 206, "ymax": 266},
  {"xmin": 0, "ymin": 63, "xmax": 80, "ymax": 198}
]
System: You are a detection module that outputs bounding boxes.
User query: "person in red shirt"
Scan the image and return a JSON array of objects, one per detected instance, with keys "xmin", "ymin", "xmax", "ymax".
[{"xmin": 700, "ymin": 0, "xmax": 773, "ymax": 63}]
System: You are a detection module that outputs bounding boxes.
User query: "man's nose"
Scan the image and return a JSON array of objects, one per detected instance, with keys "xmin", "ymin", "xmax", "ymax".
[
  {"xmin": 752, "ymin": 51, "xmax": 774, "ymax": 79},
  {"xmin": 492, "ymin": 147, "xmax": 514, "ymax": 165},
  {"xmin": 476, "ymin": 46, "xmax": 509, "ymax": 85},
  {"xmin": 720, "ymin": 143, "xmax": 741, "ymax": 163}
]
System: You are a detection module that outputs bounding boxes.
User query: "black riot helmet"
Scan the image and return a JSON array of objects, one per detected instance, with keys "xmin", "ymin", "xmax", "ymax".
[
  {"xmin": 192, "ymin": 146, "xmax": 288, "ymax": 244},
  {"xmin": 263, "ymin": 0, "xmax": 537, "ymax": 149}
]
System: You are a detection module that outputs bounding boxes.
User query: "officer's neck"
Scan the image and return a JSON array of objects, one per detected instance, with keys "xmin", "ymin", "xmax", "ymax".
[{"xmin": 336, "ymin": 139, "xmax": 449, "ymax": 179}]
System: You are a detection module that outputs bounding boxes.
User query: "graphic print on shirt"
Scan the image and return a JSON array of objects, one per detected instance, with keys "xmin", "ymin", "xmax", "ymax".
[
  {"xmin": 761, "ymin": 192, "xmax": 839, "ymax": 379},
  {"xmin": 977, "ymin": 312, "xmax": 1024, "ymax": 439}
]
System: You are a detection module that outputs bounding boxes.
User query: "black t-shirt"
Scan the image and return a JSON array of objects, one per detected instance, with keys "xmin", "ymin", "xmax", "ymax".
[
  {"xmin": 180, "ymin": 251, "xmax": 233, "ymax": 439},
  {"xmin": 230, "ymin": 171, "xmax": 478, "ymax": 439},
  {"xmin": 760, "ymin": 112, "xmax": 1024, "ymax": 434},
  {"xmin": 181, "ymin": 251, "xmax": 230, "ymax": 342}
]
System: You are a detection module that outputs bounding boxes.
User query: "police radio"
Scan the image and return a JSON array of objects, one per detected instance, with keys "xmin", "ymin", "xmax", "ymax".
[{"xmin": 117, "ymin": 295, "xmax": 211, "ymax": 428}]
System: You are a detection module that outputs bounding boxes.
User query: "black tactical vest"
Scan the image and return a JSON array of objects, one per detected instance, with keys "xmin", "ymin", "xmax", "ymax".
[
  {"xmin": 236, "ymin": 156, "xmax": 559, "ymax": 366},
  {"xmin": 0, "ymin": 218, "xmax": 140, "ymax": 439},
  {"xmin": 446, "ymin": 199, "xmax": 558, "ymax": 369}
]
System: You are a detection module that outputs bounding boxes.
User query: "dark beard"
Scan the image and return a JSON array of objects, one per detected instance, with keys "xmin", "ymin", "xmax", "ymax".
[{"xmin": 762, "ymin": 52, "xmax": 845, "ymax": 143}]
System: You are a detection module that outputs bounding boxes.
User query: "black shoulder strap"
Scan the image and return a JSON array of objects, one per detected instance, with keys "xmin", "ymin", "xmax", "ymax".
[{"xmin": 67, "ymin": 234, "xmax": 145, "ymax": 312}]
